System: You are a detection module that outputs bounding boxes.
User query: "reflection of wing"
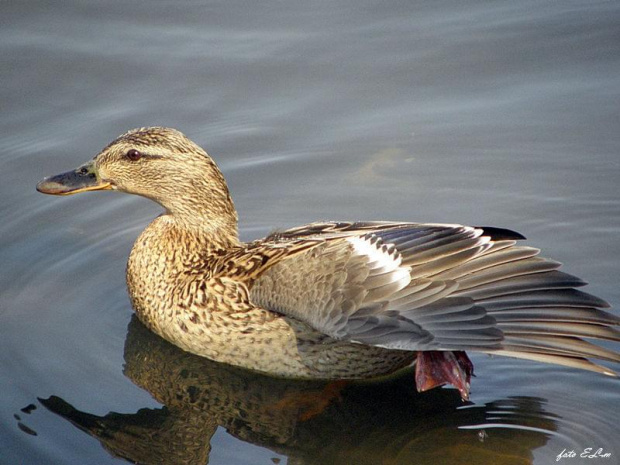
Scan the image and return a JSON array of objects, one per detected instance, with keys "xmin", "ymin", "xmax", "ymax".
[{"xmin": 250, "ymin": 221, "xmax": 620, "ymax": 373}]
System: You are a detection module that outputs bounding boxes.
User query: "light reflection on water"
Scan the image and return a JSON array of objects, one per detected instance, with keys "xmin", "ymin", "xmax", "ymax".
[{"xmin": 2, "ymin": 1, "xmax": 619, "ymax": 464}]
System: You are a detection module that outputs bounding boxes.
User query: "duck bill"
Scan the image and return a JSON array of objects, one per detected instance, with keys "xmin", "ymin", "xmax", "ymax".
[{"xmin": 36, "ymin": 160, "xmax": 112, "ymax": 196}]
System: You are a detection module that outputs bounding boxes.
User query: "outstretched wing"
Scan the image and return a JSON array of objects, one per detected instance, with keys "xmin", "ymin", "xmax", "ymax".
[{"xmin": 250, "ymin": 221, "xmax": 620, "ymax": 374}]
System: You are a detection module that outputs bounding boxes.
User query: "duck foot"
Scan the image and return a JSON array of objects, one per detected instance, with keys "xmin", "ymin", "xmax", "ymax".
[
  {"xmin": 415, "ymin": 351, "xmax": 474, "ymax": 401},
  {"xmin": 273, "ymin": 380, "xmax": 349, "ymax": 421}
]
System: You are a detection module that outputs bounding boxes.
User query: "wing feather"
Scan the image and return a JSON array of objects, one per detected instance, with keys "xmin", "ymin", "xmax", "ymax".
[{"xmin": 248, "ymin": 221, "xmax": 619, "ymax": 374}]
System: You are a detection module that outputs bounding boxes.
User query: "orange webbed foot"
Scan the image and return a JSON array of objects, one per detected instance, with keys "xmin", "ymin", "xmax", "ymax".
[
  {"xmin": 415, "ymin": 351, "xmax": 474, "ymax": 401},
  {"xmin": 273, "ymin": 380, "xmax": 349, "ymax": 421}
]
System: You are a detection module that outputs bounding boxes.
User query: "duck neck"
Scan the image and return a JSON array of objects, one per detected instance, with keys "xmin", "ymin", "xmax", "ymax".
[
  {"xmin": 127, "ymin": 211, "xmax": 240, "ymax": 334},
  {"xmin": 161, "ymin": 210, "xmax": 241, "ymax": 251},
  {"xmin": 157, "ymin": 182, "xmax": 241, "ymax": 250}
]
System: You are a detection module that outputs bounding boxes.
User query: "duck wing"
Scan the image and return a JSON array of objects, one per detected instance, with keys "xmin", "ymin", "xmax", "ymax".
[{"xmin": 250, "ymin": 221, "xmax": 620, "ymax": 375}]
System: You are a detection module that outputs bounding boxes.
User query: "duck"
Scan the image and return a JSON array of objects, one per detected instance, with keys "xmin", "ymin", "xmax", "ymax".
[{"xmin": 37, "ymin": 126, "xmax": 620, "ymax": 400}]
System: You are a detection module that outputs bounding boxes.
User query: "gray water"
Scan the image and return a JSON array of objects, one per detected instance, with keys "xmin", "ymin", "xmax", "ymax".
[{"xmin": 2, "ymin": 1, "xmax": 619, "ymax": 464}]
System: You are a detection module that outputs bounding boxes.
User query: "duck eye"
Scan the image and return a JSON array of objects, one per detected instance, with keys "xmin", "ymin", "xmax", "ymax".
[{"xmin": 126, "ymin": 149, "xmax": 142, "ymax": 161}]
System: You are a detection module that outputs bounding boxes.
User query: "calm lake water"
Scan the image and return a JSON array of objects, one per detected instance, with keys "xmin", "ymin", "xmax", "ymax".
[{"xmin": 1, "ymin": 1, "xmax": 619, "ymax": 464}]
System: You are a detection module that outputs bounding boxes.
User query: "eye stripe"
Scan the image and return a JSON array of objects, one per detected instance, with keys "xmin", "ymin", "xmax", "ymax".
[
  {"xmin": 141, "ymin": 153, "xmax": 165, "ymax": 159},
  {"xmin": 125, "ymin": 150, "xmax": 165, "ymax": 161}
]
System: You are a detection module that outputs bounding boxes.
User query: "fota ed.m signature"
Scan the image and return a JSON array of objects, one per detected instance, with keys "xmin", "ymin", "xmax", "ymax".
[{"xmin": 556, "ymin": 448, "xmax": 612, "ymax": 462}]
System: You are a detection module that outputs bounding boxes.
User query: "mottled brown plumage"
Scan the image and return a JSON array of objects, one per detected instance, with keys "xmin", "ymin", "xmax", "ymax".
[{"xmin": 37, "ymin": 127, "xmax": 620, "ymax": 398}]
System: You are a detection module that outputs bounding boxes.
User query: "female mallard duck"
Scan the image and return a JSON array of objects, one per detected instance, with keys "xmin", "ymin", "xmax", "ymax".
[{"xmin": 37, "ymin": 127, "xmax": 620, "ymax": 399}]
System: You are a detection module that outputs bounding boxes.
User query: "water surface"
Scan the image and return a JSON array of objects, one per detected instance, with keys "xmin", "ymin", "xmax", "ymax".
[{"xmin": 1, "ymin": 1, "xmax": 619, "ymax": 464}]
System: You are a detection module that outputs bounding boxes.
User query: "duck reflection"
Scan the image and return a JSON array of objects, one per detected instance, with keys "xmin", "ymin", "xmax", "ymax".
[{"xmin": 40, "ymin": 317, "xmax": 558, "ymax": 465}]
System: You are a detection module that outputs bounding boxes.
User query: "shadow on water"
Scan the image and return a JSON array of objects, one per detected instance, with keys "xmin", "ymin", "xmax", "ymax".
[{"xmin": 36, "ymin": 316, "xmax": 558, "ymax": 465}]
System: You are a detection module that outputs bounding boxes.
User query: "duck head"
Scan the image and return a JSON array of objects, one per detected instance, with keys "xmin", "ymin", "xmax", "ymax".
[{"xmin": 37, "ymin": 127, "xmax": 238, "ymax": 230}]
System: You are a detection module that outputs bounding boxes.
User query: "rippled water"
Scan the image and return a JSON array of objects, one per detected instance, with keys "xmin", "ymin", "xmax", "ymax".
[{"xmin": 2, "ymin": 1, "xmax": 619, "ymax": 464}]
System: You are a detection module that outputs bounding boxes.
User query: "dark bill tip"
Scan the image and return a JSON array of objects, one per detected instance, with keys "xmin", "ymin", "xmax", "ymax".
[{"xmin": 36, "ymin": 160, "xmax": 112, "ymax": 196}]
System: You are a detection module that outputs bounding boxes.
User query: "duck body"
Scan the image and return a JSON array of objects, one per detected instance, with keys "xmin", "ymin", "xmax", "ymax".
[
  {"xmin": 127, "ymin": 215, "xmax": 415, "ymax": 379},
  {"xmin": 127, "ymin": 214, "xmax": 415, "ymax": 379},
  {"xmin": 37, "ymin": 127, "xmax": 620, "ymax": 399}
]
